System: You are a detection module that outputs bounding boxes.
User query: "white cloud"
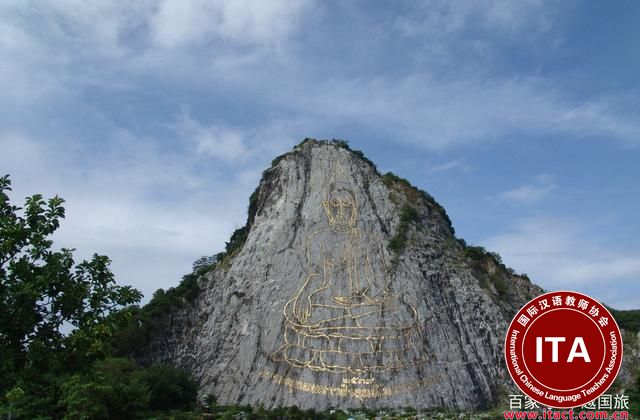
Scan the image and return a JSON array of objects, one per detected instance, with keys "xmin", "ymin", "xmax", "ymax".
[
  {"xmin": 392, "ymin": 0, "xmax": 561, "ymax": 67},
  {"xmin": 3, "ymin": 1, "xmax": 637, "ymax": 153},
  {"xmin": 149, "ymin": 1, "xmax": 213, "ymax": 48},
  {"xmin": 0, "ymin": 0, "xmax": 312, "ymax": 108},
  {"xmin": 193, "ymin": 125, "xmax": 247, "ymax": 162},
  {"xmin": 53, "ymin": 204, "xmax": 235, "ymax": 303},
  {"xmin": 173, "ymin": 111, "xmax": 306, "ymax": 164},
  {"xmin": 427, "ymin": 159, "xmax": 471, "ymax": 174},
  {"xmin": 294, "ymin": 75, "xmax": 640, "ymax": 150},
  {"xmin": 500, "ymin": 184, "xmax": 552, "ymax": 205},
  {"xmin": 483, "ymin": 217, "xmax": 640, "ymax": 309},
  {"xmin": 176, "ymin": 113, "xmax": 249, "ymax": 162},
  {"xmin": 0, "ymin": 129, "xmax": 256, "ymax": 302},
  {"xmin": 0, "ymin": 19, "xmax": 64, "ymax": 104},
  {"xmin": 552, "ymin": 99, "xmax": 640, "ymax": 144},
  {"xmin": 395, "ymin": 0, "xmax": 552, "ymax": 36},
  {"xmin": 1, "ymin": 0, "xmax": 638, "ymax": 310},
  {"xmin": 39, "ymin": 0, "xmax": 147, "ymax": 58},
  {"xmin": 482, "ymin": 0, "xmax": 552, "ymax": 32},
  {"xmin": 149, "ymin": 0, "xmax": 311, "ymax": 48},
  {"xmin": 0, "ymin": 132, "xmax": 48, "ymax": 169},
  {"xmin": 22, "ymin": 0, "xmax": 311, "ymax": 54},
  {"xmin": 498, "ymin": 174, "xmax": 555, "ymax": 205}
]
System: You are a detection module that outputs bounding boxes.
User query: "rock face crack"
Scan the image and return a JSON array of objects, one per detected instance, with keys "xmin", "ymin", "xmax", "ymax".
[
  {"xmin": 362, "ymin": 172, "xmax": 389, "ymax": 236},
  {"xmin": 286, "ymin": 152, "xmax": 311, "ymax": 250},
  {"xmin": 140, "ymin": 140, "xmax": 543, "ymax": 411}
]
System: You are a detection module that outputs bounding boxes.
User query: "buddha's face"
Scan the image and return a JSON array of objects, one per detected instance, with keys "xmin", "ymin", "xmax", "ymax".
[{"xmin": 323, "ymin": 189, "xmax": 356, "ymax": 228}]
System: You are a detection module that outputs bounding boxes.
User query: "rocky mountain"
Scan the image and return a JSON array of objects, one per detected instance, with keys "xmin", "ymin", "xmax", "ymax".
[{"xmin": 139, "ymin": 139, "xmax": 551, "ymax": 410}]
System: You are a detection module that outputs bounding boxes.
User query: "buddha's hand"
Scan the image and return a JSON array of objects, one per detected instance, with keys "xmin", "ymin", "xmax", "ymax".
[{"xmin": 294, "ymin": 297, "xmax": 312, "ymax": 324}]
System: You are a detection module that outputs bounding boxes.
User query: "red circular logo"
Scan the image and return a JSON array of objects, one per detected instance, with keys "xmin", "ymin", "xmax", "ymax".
[{"xmin": 504, "ymin": 291, "xmax": 622, "ymax": 409}]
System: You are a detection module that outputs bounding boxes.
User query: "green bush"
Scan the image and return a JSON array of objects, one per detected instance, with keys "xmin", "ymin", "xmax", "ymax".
[
  {"xmin": 400, "ymin": 205, "xmax": 419, "ymax": 223},
  {"xmin": 608, "ymin": 308, "xmax": 640, "ymax": 333},
  {"xmin": 463, "ymin": 245, "xmax": 514, "ymax": 297},
  {"xmin": 382, "ymin": 172, "xmax": 412, "ymax": 188},
  {"xmin": 628, "ymin": 370, "xmax": 640, "ymax": 417},
  {"xmin": 491, "ymin": 274, "xmax": 509, "ymax": 296},
  {"xmin": 464, "ymin": 245, "xmax": 488, "ymax": 261},
  {"xmin": 382, "ymin": 171, "xmax": 455, "ymax": 235},
  {"xmin": 60, "ymin": 358, "xmax": 198, "ymax": 419},
  {"xmin": 61, "ymin": 358, "xmax": 150, "ymax": 419},
  {"xmin": 137, "ymin": 364, "xmax": 197, "ymax": 412},
  {"xmin": 389, "ymin": 205, "xmax": 420, "ymax": 255},
  {"xmin": 0, "ymin": 373, "xmax": 63, "ymax": 419},
  {"xmin": 488, "ymin": 252, "xmax": 503, "ymax": 265}
]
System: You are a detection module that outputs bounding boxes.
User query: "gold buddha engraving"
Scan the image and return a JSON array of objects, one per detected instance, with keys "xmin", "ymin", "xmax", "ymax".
[{"xmin": 271, "ymin": 163, "xmax": 428, "ymax": 375}]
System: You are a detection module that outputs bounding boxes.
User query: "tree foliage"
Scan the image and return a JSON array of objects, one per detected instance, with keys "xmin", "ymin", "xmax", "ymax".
[
  {"xmin": 61, "ymin": 357, "xmax": 150, "ymax": 419},
  {"xmin": 0, "ymin": 175, "xmax": 198, "ymax": 418},
  {"xmin": 140, "ymin": 364, "xmax": 198, "ymax": 411},
  {"xmin": 59, "ymin": 357, "xmax": 197, "ymax": 419},
  {"xmin": 0, "ymin": 175, "xmax": 141, "ymax": 376},
  {"xmin": 607, "ymin": 308, "xmax": 640, "ymax": 333}
]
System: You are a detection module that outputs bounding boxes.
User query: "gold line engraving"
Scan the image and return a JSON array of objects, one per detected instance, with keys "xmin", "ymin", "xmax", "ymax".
[
  {"xmin": 259, "ymin": 370, "xmax": 439, "ymax": 399},
  {"xmin": 268, "ymin": 161, "xmax": 431, "ymax": 392}
]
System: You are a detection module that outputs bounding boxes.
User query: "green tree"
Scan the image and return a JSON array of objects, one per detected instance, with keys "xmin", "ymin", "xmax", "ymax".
[
  {"xmin": 191, "ymin": 255, "xmax": 218, "ymax": 276},
  {"xmin": 0, "ymin": 175, "xmax": 142, "ymax": 416},
  {"xmin": 136, "ymin": 364, "xmax": 198, "ymax": 412},
  {"xmin": 60, "ymin": 357, "xmax": 150, "ymax": 419},
  {"xmin": 59, "ymin": 358, "xmax": 198, "ymax": 419}
]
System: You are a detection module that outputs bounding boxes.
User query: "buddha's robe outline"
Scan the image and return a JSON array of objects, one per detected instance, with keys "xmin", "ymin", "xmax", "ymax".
[
  {"xmin": 292, "ymin": 226, "xmax": 390, "ymax": 326},
  {"xmin": 271, "ymin": 164, "xmax": 428, "ymax": 374},
  {"xmin": 277, "ymin": 226, "xmax": 425, "ymax": 373}
]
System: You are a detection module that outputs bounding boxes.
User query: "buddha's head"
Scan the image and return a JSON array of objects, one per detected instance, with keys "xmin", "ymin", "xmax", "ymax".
[{"xmin": 323, "ymin": 181, "xmax": 357, "ymax": 228}]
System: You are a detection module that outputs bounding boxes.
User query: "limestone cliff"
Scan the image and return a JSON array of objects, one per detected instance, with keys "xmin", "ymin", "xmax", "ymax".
[{"xmin": 141, "ymin": 139, "xmax": 545, "ymax": 410}]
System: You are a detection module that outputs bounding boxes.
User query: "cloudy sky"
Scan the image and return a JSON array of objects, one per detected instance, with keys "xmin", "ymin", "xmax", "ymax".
[{"xmin": 1, "ymin": 1, "xmax": 639, "ymax": 309}]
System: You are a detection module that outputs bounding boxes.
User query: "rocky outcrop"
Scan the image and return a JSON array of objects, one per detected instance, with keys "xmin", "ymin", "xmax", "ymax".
[{"xmin": 141, "ymin": 139, "xmax": 545, "ymax": 410}]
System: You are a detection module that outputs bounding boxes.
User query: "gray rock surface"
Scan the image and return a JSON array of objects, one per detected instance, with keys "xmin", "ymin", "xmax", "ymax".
[{"xmin": 142, "ymin": 140, "xmax": 547, "ymax": 410}]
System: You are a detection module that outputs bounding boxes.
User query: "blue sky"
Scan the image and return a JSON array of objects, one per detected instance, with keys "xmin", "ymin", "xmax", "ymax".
[{"xmin": 1, "ymin": 1, "xmax": 639, "ymax": 308}]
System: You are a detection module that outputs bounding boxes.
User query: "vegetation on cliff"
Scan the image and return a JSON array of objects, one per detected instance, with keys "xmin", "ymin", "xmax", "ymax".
[{"xmin": 608, "ymin": 308, "xmax": 640, "ymax": 333}]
